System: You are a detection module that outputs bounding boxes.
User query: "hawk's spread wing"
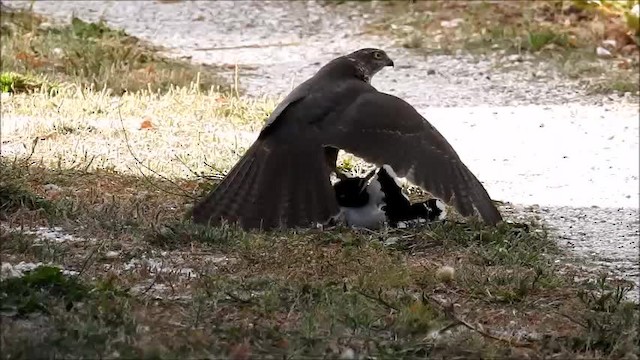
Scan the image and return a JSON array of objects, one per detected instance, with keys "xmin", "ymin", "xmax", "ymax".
[
  {"xmin": 193, "ymin": 49, "xmax": 502, "ymax": 230},
  {"xmin": 322, "ymin": 91, "xmax": 503, "ymax": 225}
]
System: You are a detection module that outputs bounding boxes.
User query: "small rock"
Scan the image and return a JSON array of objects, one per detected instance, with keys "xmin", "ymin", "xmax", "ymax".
[
  {"xmin": 440, "ymin": 18, "xmax": 464, "ymax": 28},
  {"xmin": 383, "ymin": 237, "xmax": 399, "ymax": 246},
  {"xmin": 601, "ymin": 39, "xmax": 617, "ymax": 50},
  {"xmin": 436, "ymin": 266, "xmax": 455, "ymax": 283},
  {"xmin": 1, "ymin": 263, "xmax": 22, "ymax": 279},
  {"xmin": 596, "ymin": 46, "xmax": 613, "ymax": 58},
  {"xmin": 105, "ymin": 251, "xmax": 120, "ymax": 259},
  {"xmin": 38, "ymin": 22, "xmax": 53, "ymax": 31},
  {"xmin": 43, "ymin": 183, "xmax": 61, "ymax": 193},
  {"xmin": 426, "ymin": 69, "xmax": 436, "ymax": 75},
  {"xmin": 339, "ymin": 348, "xmax": 355, "ymax": 360},
  {"xmin": 507, "ymin": 54, "xmax": 523, "ymax": 62},
  {"xmin": 62, "ymin": 269, "xmax": 79, "ymax": 276},
  {"xmin": 14, "ymin": 262, "xmax": 43, "ymax": 274}
]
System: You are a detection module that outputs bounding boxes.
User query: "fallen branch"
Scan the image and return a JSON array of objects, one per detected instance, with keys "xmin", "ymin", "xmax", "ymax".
[
  {"xmin": 225, "ymin": 291, "xmax": 256, "ymax": 305},
  {"xmin": 425, "ymin": 293, "xmax": 537, "ymax": 349},
  {"xmin": 356, "ymin": 289, "xmax": 400, "ymax": 311}
]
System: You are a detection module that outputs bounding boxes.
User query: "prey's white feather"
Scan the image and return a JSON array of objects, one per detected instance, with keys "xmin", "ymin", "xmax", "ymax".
[{"xmin": 340, "ymin": 171, "xmax": 386, "ymax": 229}]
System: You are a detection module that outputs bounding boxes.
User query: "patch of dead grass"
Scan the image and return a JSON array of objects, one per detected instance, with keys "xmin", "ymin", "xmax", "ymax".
[
  {"xmin": 349, "ymin": 0, "xmax": 639, "ymax": 95},
  {"xmin": 0, "ymin": 5, "xmax": 229, "ymax": 94},
  {"xmin": 1, "ymin": 150, "xmax": 635, "ymax": 359},
  {"xmin": 1, "ymin": 86, "xmax": 277, "ymax": 179},
  {"xmin": 1, "ymin": 155, "xmax": 638, "ymax": 358}
]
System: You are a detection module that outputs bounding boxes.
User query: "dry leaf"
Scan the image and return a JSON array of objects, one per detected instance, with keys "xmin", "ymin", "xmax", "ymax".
[
  {"xmin": 604, "ymin": 22, "xmax": 634, "ymax": 49},
  {"xmin": 144, "ymin": 64, "xmax": 156, "ymax": 75},
  {"xmin": 37, "ymin": 132, "xmax": 58, "ymax": 141},
  {"xmin": 617, "ymin": 59, "xmax": 631, "ymax": 69},
  {"xmin": 229, "ymin": 342, "xmax": 251, "ymax": 360},
  {"xmin": 620, "ymin": 44, "xmax": 639, "ymax": 56},
  {"xmin": 140, "ymin": 117, "xmax": 154, "ymax": 130},
  {"xmin": 275, "ymin": 338, "xmax": 289, "ymax": 349}
]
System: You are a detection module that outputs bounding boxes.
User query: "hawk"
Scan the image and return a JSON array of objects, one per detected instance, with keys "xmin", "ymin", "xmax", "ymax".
[{"xmin": 192, "ymin": 48, "xmax": 503, "ymax": 230}]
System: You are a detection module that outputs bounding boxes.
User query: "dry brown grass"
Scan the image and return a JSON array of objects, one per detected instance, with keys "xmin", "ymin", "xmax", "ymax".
[
  {"xmin": 2, "ymin": 160, "xmax": 637, "ymax": 358},
  {"xmin": 0, "ymin": 5, "xmax": 228, "ymax": 94},
  {"xmin": 1, "ymin": 86, "xmax": 378, "ymax": 184},
  {"xmin": 351, "ymin": 0, "xmax": 640, "ymax": 95},
  {"xmin": 1, "ymin": 86, "xmax": 277, "ymax": 179}
]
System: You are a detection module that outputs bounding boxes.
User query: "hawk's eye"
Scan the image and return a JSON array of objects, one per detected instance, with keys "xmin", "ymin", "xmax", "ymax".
[{"xmin": 373, "ymin": 51, "xmax": 382, "ymax": 60}]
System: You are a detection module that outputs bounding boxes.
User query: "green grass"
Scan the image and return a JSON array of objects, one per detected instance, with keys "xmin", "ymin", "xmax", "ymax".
[
  {"xmin": 1, "ymin": 266, "xmax": 141, "ymax": 359},
  {"xmin": 0, "ymin": 175, "xmax": 54, "ymax": 216},
  {"xmin": 0, "ymin": 71, "xmax": 53, "ymax": 93},
  {"xmin": 0, "ymin": 265, "xmax": 88, "ymax": 316},
  {"xmin": 0, "ymin": 6, "xmax": 229, "ymax": 94}
]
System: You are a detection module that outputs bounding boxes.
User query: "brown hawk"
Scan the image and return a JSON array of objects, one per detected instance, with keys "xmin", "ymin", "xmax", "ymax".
[{"xmin": 192, "ymin": 48, "xmax": 503, "ymax": 230}]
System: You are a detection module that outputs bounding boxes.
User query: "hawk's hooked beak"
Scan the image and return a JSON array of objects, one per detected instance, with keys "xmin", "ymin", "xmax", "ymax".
[{"xmin": 387, "ymin": 59, "xmax": 395, "ymax": 68}]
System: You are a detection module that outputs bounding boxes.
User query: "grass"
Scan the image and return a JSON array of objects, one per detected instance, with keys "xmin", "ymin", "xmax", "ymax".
[
  {"xmin": 0, "ymin": 5, "xmax": 229, "ymax": 95},
  {"xmin": 1, "ymin": 85, "xmax": 277, "ymax": 179},
  {"xmin": 1, "ymin": 5, "xmax": 638, "ymax": 359},
  {"xmin": 338, "ymin": 0, "xmax": 640, "ymax": 95},
  {"xmin": 1, "ymin": 157, "xmax": 638, "ymax": 358},
  {"xmin": 0, "ymin": 71, "xmax": 51, "ymax": 93}
]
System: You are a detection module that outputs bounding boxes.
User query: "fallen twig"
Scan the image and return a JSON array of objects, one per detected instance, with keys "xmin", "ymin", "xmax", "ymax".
[
  {"xmin": 425, "ymin": 293, "xmax": 537, "ymax": 348},
  {"xmin": 356, "ymin": 289, "xmax": 400, "ymax": 311},
  {"xmin": 76, "ymin": 236, "xmax": 107, "ymax": 277},
  {"xmin": 225, "ymin": 291, "xmax": 256, "ymax": 305}
]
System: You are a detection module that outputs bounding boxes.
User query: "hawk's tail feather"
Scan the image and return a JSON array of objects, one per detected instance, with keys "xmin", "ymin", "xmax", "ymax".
[
  {"xmin": 273, "ymin": 147, "xmax": 334, "ymax": 229},
  {"xmin": 454, "ymin": 165, "xmax": 502, "ymax": 225},
  {"xmin": 192, "ymin": 140, "xmax": 339, "ymax": 230},
  {"xmin": 414, "ymin": 162, "xmax": 501, "ymax": 226},
  {"xmin": 249, "ymin": 144, "xmax": 338, "ymax": 230},
  {"xmin": 470, "ymin": 182, "xmax": 503, "ymax": 225},
  {"xmin": 192, "ymin": 141, "xmax": 263, "ymax": 226},
  {"xmin": 449, "ymin": 165, "xmax": 476, "ymax": 217}
]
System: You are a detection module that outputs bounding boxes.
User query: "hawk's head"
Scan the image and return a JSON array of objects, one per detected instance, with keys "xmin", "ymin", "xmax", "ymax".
[{"xmin": 346, "ymin": 48, "xmax": 394, "ymax": 82}]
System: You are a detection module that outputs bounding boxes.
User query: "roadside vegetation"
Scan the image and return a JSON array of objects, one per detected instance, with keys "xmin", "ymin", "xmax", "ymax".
[
  {"xmin": 1, "ymin": 4, "xmax": 638, "ymax": 359},
  {"xmin": 0, "ymin": 3, "xmax": 227, "ymax": 94},
  {"xmin": 332, "ymin": 0, "xmax": 640, "ymax": 95}
]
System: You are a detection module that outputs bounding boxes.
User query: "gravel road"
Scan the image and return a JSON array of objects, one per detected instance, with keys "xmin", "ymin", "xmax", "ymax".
[{"xmin": 5, "ymin": 0, "xmax": 639, "ymax": 295}]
